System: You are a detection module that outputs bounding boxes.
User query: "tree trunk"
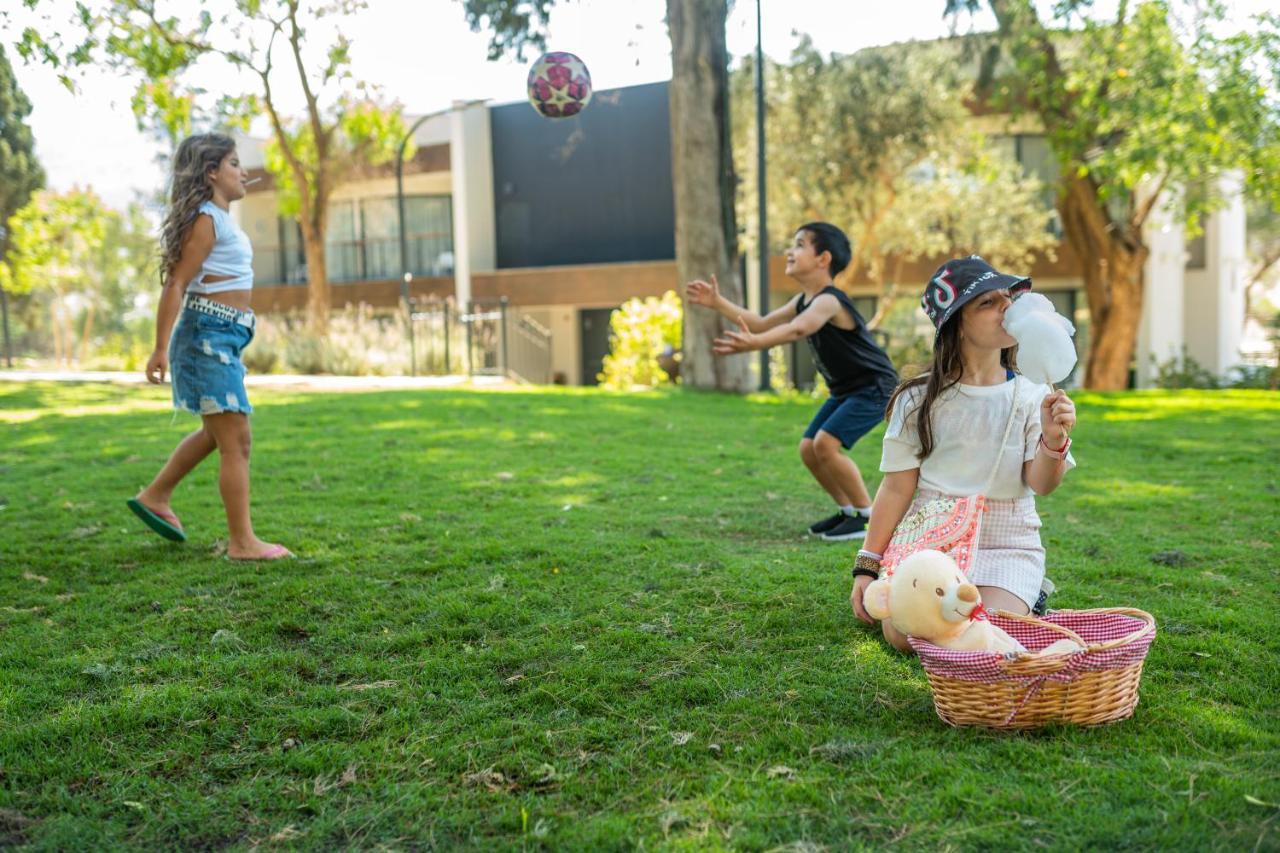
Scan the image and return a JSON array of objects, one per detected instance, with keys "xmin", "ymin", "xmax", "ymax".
[
  {"xmin": 1058, "ymin": 174, "xmax": 1147, "ymax": 390},
  {"xmin": 300, "ymin": 219, "xmax": 331, "ymax": 336},
  {"xmin": 79, "ymin": 301, "xmax": 95, "ymax": 364},
  {"xmin": 667, "ymin": 0, "xmax": 751, "ymax": 392}
]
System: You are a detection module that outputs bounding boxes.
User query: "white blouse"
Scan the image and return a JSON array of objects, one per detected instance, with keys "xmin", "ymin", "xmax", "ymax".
[{"xmin": 880, "ymin": 374, "xmax": 1075, "ymax": 499}]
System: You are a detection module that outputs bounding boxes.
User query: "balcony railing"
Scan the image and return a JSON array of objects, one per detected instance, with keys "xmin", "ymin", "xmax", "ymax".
[{"xmin": 253, "ymin": 234, "xmax": 454, "ymax": 286}]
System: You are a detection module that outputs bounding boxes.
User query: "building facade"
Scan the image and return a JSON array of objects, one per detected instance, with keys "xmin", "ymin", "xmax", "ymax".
[{"xmin": 235, "ymin": 80, "xmax": 1247, "ymax": 388}]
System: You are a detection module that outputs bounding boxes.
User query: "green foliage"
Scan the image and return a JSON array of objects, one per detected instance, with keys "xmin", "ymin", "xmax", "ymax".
[
  {"xmin": 0, "ymin": 44, "xmax": 44, "ymax": 229},
  {"xmin": 968, "ymin": 1, "xmax": 1280, "ymax": 232},
  {"xmin": 732, "ymin": 38, "xmax": 1057, "ymax": 302},
  {"xmin": 241, "ymin": 306, "xmax": 411, "ymax": 376},
  {"xmin": 599, "ymin": 290, "xmax": 683, "ymax": 389},
  {"xmin": 0, "ymin": 190, "xmax": 155, "ymax": 362},
  {"xmin": 459, "ymin": 0, "xmax": 558, "ymax": 60},
  {"xmin": 264, "ymin": 95, "xmax": 408, "ymax": 220},
  {"xmin": 1151, "ymin": 347, "xmax": 1221, "ymax": 389},
  {"xmin": 0, "ymin": 383, "xmax": 1277, "ymax": 847},
  {"xmin": 16, "ymin": 0, "xmax": 404, "ymax": 327}
]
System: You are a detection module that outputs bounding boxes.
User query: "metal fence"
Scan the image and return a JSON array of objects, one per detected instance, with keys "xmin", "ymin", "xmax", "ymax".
[{"xmin": 407, "ymin": 297, "xmax": 551, "ymax": 384}]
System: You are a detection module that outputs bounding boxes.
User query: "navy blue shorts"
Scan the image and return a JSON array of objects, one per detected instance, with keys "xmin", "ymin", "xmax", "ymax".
[{"xmin": 803, "ymin": 387, "xmax": 889, "ymax": 449}]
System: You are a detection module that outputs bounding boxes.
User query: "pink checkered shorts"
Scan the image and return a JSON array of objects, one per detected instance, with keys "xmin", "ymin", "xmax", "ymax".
[{"xmin": 913, "ymin": 489, "xmax": 1045, "ymax": 610}]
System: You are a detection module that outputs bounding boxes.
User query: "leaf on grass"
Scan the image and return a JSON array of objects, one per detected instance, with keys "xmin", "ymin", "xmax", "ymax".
[
  {"xmin": 337, "ymin": 680, "xmax": 397, "ymax": 691},
  {"xmin": 210, "ymin": 629, "xmax": 245, "ymax": 649},
  {"xmin": 270, "ymin": 825, "xmax": 304, "ymax": 842},
  {"xmin": 122, "ymin": 801, "xmax": 144, "ymax": 811},
  {"xmin": 1244, "ymin": 795, "xmax": 1278, "ymax": 808},
  {"xmin": 670, "ymin": 731, "xmax": 693, "ymax": 746},
  {"xmin": 81, "ymin": 663, "xmax": 113, "ymax": 682},
  {"xmin": 22, "ymin": 572, "xmax": 48, "ymax": 585},
  {"xmin": 504, "ymin": 673, "xmax": 525, "ymax": 685},
  {"xmin": 767, "ymin": 765, "xmax": 797, "ymax": 780},
  {"xmin": 496, "ymin": 471, "xmax": 515, "ymax": 482},
  {"xmin": 462, "ymin": 767, "xmax": 507, "ymax": 791},
  {"xmin": 659, "ymin": 809, "xmax": 686, "ymax": 835},
  {"xmin": 68, "ymin": 524, "xmax": 104, "ymax": 540},
  {"xmin": 399, "ymin": 512, "xmax": 421, "ymax": 522}
]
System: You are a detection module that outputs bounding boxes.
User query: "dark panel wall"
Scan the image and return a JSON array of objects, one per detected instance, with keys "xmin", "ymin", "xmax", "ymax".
[{"xmin": 490, "ymin": 81, "xmax": 675, "ymax": 268}]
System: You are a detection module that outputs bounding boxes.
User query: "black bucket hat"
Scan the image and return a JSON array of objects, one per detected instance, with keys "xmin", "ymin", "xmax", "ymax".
[{"xmin": 921, "ymin": 255, "xmax": 1032, "ymax": 337}]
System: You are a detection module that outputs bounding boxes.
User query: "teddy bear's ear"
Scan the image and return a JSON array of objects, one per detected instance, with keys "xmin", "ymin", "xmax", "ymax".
[{"xmin": 864, "ymin": 578, "xmax": 892, "ymax": 621}]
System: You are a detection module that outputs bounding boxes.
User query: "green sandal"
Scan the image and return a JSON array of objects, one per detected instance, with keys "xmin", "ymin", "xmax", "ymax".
[{"xmin": 126, "ymin": 498, "xmax": 187, "ymax": 542}]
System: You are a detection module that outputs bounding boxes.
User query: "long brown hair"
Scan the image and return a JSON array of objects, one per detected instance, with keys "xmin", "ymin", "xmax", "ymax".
[
  {"xmin": 158, "ymin": 132, "xmax": 236, "ymax": 284},
  {"xmin": 885, "ymin": 312, "xmax": 1018, "ymax": 461}
]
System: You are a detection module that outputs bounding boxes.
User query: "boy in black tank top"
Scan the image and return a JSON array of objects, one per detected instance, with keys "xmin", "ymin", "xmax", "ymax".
[{"xmin": 685, "ymin": 222, "xmax": 897, "ymax": 541}]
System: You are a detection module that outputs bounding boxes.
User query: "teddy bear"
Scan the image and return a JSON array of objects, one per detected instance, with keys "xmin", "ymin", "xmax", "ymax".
[
  {"xmin": 863, "ymin": 549, "xmax": 1083, "ymax": 656},
  {"xmin": 1001, "ymin": 291, "xmax": 1077, "ymax": 386}
]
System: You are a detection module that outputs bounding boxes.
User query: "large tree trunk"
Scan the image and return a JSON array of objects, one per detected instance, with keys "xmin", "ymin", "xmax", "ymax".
[
  {"xmin": 667, "ymin": 0, "xmax": 751, "ymax": 392},
  {"xmin": 1058, "ymin": 174, "xmax": 1147, "ymax": 390}
]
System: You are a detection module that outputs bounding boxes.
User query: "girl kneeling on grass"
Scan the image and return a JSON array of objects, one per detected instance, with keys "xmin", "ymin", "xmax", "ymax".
[
  {"xmin": 126, "ymin": 132, "xmax": 291, "ymax": 561},
  {"xmin": 849, "ymin": 257, "xmax": 1076, "ymax": 651}
]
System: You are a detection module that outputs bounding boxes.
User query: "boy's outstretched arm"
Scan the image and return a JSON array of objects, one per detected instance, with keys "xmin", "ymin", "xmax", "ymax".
[
  {"xmin": 685, "ymin": 274, "xmax": 798, "ymax": 333},
  {"xmin": 712, "ymin": 293, "xmax": 840, "ymax": 354}
]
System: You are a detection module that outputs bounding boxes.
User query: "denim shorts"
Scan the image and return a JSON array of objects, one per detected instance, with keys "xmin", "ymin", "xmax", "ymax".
[
  {"xmin": 168, "ymin": 305, "xmax": 255, "ymax": 416},
  {"xmin": 803, "ymin": 386, "xmax": 889, "ymax": 449}
]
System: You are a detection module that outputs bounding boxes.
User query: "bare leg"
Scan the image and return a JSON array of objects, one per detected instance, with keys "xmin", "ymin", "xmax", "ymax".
[
  {"xmin": 881, "ymin": 619, "xmax": 915, "ymax": 654},
  {"xmin": 203, "ymin": 412, "xmax": 287, "ymax": 559},
  {"xmin": 136, "ymin": 426, "xmax": 217, "ymax": 518},
  {"xmin": 812, "ymin": 431, "xmax": 872, "ymax": 508},
  {"xmin": 799, "ymin": 437, "xmax": 851, "ymax": 506},
  {"xmin": 977, "ymin": 586, "xmax": 1030, "ymax": 616}
]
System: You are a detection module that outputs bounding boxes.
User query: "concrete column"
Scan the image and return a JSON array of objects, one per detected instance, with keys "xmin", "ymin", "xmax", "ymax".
[
  {"xmin": 1135, "ymin": 184, "xmax": 1186, "ymax": 388},
  {"xmin": 449, "ymin": 102, "xmax": 496, "ymax": 308}
]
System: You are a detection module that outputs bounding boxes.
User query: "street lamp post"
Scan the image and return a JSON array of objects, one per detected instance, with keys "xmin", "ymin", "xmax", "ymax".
[
  {"xmin": 397, "ymin": 113, "xmax": 434, "ymax": 376},
  {"xmin": 755, "ymin": 0, "xmax": 770, "ymax": 391}
]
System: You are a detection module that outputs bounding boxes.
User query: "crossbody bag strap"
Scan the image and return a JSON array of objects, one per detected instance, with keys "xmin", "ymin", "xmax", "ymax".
[{"xmin": 980, "ymin": 378, "xmax": 1021, "ymax": 495}]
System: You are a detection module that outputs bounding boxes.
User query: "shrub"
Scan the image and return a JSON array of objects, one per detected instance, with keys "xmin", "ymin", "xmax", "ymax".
[{"xmin": 599, "ymin": 290, "xmax": 683, "ymax": 389}]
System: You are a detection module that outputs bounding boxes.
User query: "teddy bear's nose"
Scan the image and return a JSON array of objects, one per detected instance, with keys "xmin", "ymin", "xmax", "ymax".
[{"xmin": 957, "ymin": 583, "xmax": 978, "ymax": 603}]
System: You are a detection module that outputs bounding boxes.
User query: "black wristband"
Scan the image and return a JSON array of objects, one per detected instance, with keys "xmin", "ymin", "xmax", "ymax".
[{"xmin": 851, "ymin": 567, "xmax": 880, "ymax": 581}]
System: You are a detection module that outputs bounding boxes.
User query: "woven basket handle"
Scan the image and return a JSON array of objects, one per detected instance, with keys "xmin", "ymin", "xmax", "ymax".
[{"xmin": 992, "ymin": 607, "xmax": 1157, "ymax": 674}]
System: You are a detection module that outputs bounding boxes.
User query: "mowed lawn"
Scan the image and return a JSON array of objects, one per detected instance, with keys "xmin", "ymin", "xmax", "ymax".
[{"xmin": 1, "ymin": 380, "xmax": 1277, "ymax": 850}]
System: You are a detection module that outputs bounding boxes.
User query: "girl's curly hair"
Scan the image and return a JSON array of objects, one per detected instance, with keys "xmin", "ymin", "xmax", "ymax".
[{"xmin": 158, "ymin": 133, "xmax": 236, "ymax": 284}]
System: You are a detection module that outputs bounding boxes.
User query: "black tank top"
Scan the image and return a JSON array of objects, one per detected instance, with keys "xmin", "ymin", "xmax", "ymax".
[{"xmin": 796, "ymin": 286, "xmax": 898, "ymax": 397}]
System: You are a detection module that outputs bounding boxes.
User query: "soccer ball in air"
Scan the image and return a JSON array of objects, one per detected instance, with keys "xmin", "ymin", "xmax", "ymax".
[{"xmin": 527, "ymin": 51, "xmax": 592, "ymax": 119}]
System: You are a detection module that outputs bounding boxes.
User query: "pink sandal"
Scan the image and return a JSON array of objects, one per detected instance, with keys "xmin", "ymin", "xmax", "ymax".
[{"xmin": 227, "ymin": 544, "xmax": 294, "ymax": 562}]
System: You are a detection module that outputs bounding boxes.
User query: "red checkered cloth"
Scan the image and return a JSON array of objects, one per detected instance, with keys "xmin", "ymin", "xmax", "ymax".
[{"xmin": 909, "ymin": 610, "xmax": 1156, "ymax": 683}]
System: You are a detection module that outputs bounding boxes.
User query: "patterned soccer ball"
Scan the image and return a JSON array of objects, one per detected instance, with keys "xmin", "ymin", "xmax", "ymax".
[{"xmin": 527, "ymin": 51, "xmax": 592, "ymax": 119}]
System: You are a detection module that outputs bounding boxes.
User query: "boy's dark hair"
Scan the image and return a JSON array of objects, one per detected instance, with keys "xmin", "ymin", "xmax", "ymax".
[{"xmin": 797, "ymin": 221, "xmax": 852, "ymax": 278}]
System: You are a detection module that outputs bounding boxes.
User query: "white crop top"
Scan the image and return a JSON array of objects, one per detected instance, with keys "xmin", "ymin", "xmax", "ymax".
[{"xmin": 187, "ymin": 201, "xmax": 253, "ymax": 294}]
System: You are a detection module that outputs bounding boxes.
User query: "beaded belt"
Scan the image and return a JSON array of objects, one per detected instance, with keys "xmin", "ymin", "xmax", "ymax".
[{"xmin": 183, "ymin": 294, "xmax": 255, "ymax": 329}]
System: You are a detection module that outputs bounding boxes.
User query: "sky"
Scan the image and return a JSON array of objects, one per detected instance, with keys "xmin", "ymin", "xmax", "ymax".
[{"xmin": 3, "ymin": 0, "xmax": 1273, "ymax": 210}]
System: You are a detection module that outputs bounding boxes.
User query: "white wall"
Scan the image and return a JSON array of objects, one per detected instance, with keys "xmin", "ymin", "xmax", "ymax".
[
  {"xmin": 1136, "ymin": 186, "xmax": 1187, "ymax": 388},
  {"xmin": 1183, "ymin": 172, "xmax": 1246, "ymax": 376},
  {"xmin": 449, "ymin": 102, "xmax": 497, "ymax": 307}
]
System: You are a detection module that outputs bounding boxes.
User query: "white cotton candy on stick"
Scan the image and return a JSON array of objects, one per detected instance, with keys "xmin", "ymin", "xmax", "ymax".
[{"xmin": 1002, "ymin": 292, "xmax": 1077, "ymax": 385}]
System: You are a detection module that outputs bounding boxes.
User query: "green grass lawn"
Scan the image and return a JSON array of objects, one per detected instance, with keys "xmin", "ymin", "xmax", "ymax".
[{"xmin": 1, "ymin": 380, "xmax": 1278, "ymax": 850}]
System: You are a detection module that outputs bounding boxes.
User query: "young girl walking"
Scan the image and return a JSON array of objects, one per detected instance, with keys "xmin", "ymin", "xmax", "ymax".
[
  {"xmin": 126, "ymin": 132, "xmax": 291, "ymax": 561},
  {"xmin": 849, "ymin": 257, "xmax": 1075, "ymax": 651}
]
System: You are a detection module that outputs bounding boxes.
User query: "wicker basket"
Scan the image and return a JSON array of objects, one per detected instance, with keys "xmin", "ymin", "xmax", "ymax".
[{"xmin": 908, "ymin": 608, "xmax": 1157, "ymax": 729}]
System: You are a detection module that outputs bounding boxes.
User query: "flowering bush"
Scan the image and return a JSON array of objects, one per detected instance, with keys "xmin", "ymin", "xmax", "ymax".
[{"xmin": 599, "ymin": 290, "xmax": 683, "ymax": 389}]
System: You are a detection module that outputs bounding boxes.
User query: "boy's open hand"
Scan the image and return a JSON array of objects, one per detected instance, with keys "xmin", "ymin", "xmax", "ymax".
[
  {"xmin": 712, "ymin": 315, "xmax": 758, "ymax": 355},
  {"xmin": 685, "ymin": 274, "xmax": 720, "ymax": 308}
]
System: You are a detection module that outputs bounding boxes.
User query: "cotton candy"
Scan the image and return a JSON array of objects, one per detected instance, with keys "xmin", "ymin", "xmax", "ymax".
[{"xmin": 1003, "ymin": 292, "xmax": 1077, "ymax": 385}]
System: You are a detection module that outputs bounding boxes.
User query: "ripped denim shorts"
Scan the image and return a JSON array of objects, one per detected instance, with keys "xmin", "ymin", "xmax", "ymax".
[{"xmin": 168, "ymin": 299, "xmax": 256, "ymax": 416}]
